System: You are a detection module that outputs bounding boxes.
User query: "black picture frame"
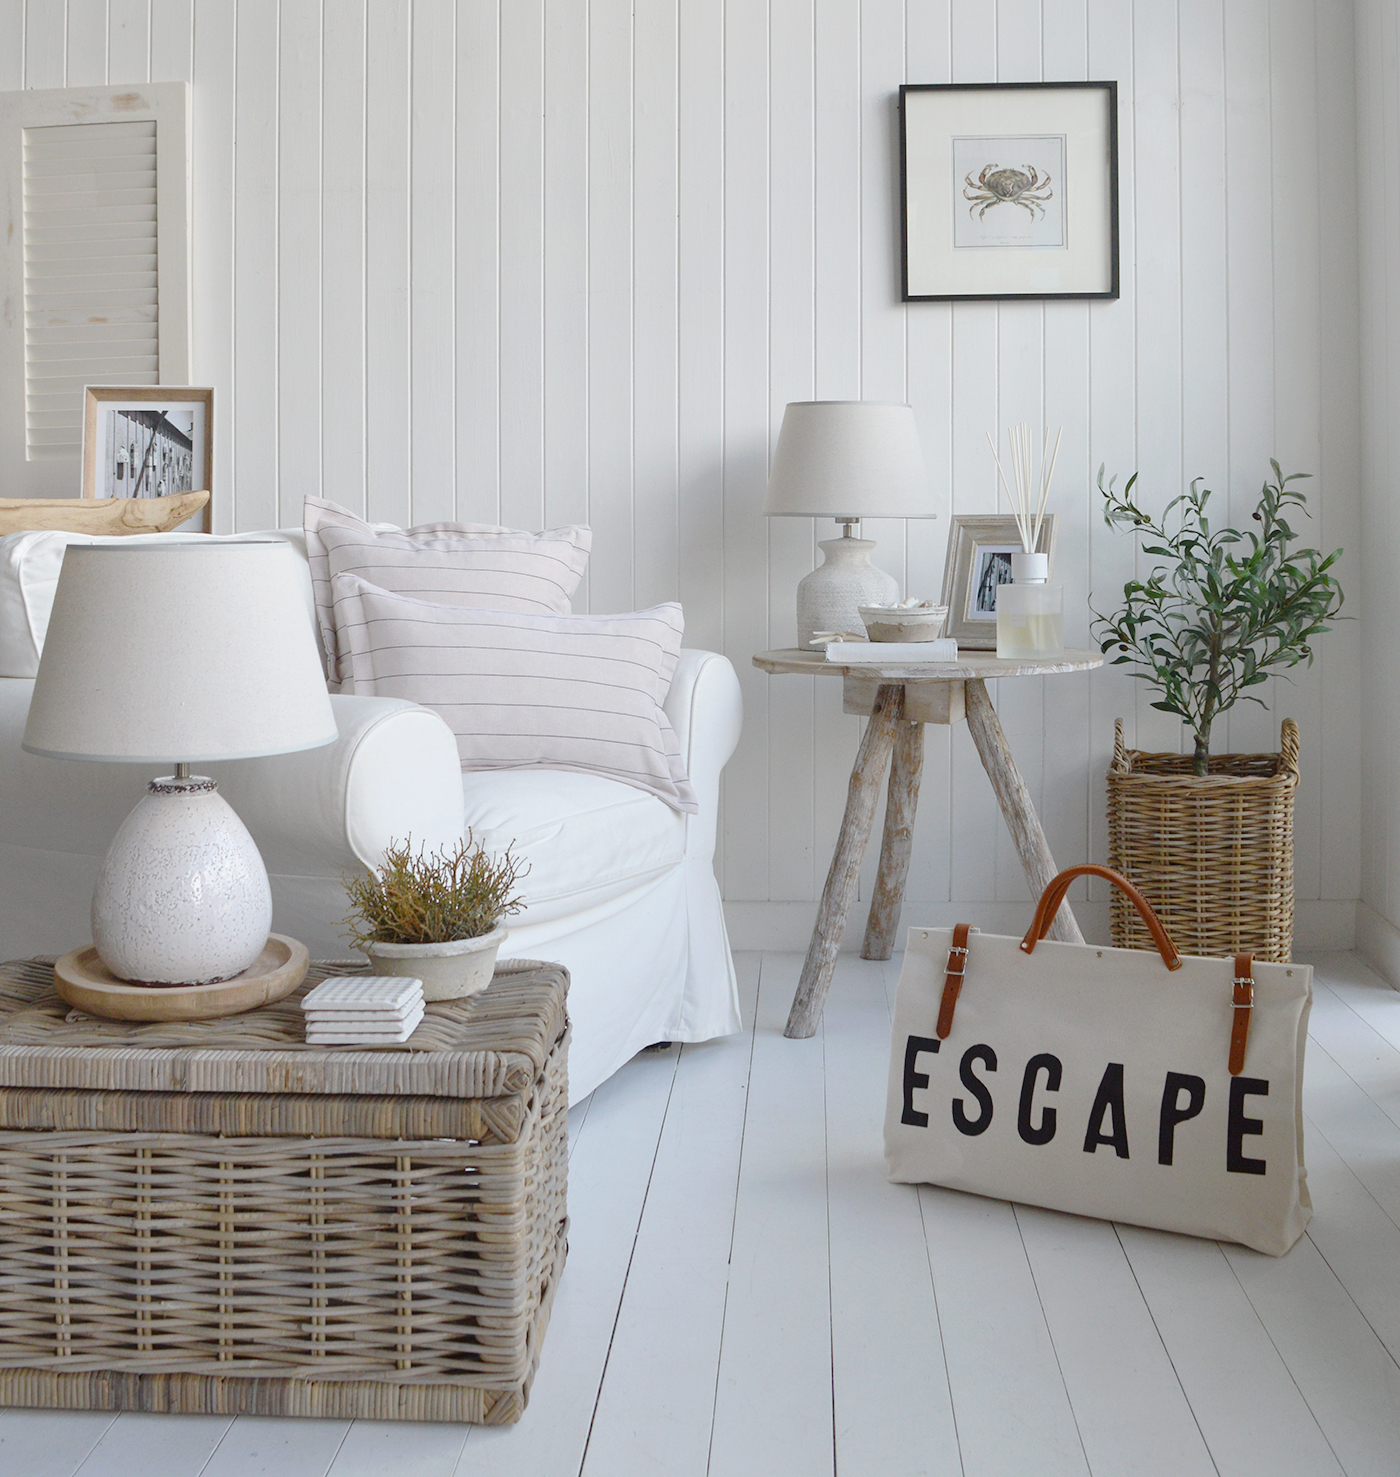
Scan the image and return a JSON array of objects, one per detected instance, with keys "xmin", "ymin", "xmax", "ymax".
[{"xmin": 899, "ymin": 80, "xmax": 1119, "ymax": 303}]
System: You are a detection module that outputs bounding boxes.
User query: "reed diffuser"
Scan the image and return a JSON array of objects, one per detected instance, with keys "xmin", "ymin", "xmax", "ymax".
[{"xmin": 987, "ymin": 423, "xmax": 1064, "ymax": 658}]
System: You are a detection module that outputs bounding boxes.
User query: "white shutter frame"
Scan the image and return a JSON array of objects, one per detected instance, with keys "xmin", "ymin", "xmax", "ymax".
[{"xmin": 0, "ymin": 83, "xmax": 190, "ymax": 494}]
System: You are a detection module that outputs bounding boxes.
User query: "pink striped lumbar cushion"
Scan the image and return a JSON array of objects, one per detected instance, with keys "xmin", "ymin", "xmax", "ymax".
[
  {"xmin": 330, "ymin": 572, "xmax": 697, "ymax": 813},
  {"xmin": 304, "ymin": 497, "xmax": 591, "ymax": 688}
]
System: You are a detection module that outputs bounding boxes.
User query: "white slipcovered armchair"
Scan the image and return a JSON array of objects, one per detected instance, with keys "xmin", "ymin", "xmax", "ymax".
[{"xmin": 0, "ymin": 533, "xmax": 743, "ymax": 1104}]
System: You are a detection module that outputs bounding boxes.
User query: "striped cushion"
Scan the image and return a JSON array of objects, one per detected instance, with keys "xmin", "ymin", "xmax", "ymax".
[
  {"xmin": 331, "ymin": 573, "xmax": 697, "ymax": 813},
  {"xmin": 304, "ymin": 497, "xmax": 590, "ymax": 687}
]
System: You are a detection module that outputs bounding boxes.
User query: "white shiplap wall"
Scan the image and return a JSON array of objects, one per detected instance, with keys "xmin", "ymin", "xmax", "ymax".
[
  {"xmin": 1356, "ymin": 0, "xmax": 1400, "ymax": 974},
  {"xmin": 3, "ymin": 0, "xmax": 1363, "ymax": 945}
]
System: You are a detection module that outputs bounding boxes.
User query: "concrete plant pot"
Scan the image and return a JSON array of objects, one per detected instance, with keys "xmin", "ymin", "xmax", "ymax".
[{"xmin": 365, "ymin": 924, "xmax": 509, "ymax": 1002}]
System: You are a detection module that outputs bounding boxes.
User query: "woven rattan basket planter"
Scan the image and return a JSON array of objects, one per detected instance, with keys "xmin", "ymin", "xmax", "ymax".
[
  {"xmin": 0, "ymin": 956, "xmax": 569, "ymax": 1424},
  {"xmin": 1106, "ymin": 718, "xmax": 1299, "ymax": 963}
]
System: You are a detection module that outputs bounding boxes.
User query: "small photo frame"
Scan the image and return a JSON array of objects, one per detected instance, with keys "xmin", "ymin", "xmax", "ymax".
[
  {"xmin": 900, "ymin": 81, "xmax": 1119, "ymax": 301},
  {"xmin": 82, "ymin": 386, "xmax": 214, "ymax": 532},
  {"xmin": 940, "ymin": 514, "xmax": 1058, "ymax": 650}
]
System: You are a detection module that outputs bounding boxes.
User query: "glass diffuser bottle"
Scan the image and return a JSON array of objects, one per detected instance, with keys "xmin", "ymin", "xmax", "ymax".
[{"xmin": 996, "ymin": 551, "xmax": 1065, "ymax": 659}]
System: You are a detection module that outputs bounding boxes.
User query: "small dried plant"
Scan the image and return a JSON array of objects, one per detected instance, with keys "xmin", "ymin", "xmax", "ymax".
[{"xmin": 342, "ymin": 834, "xmax": 527, "ymax": 949}]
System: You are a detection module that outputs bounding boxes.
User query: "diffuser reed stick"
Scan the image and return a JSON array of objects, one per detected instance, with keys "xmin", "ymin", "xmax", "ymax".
[{"xmin": 987, "ymin": 423, "xmax": 1063, "ymax": 553}]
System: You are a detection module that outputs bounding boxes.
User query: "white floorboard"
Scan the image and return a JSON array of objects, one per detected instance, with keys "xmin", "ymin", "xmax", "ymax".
[
  {"xmin": 324, "ymin": 1419, "xmax": 468, "ymax": 1477},
  {"xmin": 196, "ymin": 1415, "xmax": 351, "ymax": 1477},
  {"xmin": 580, "ymin": 956, "xmax": 759, "ymax": 1477},
  {"xmin": 6, "ymin": 950, "xmax": 1400, "ymax": 1477},
  {"xmin": 0, "ymin": 1410, "xmax": 117, "ymax": 1477},
  {"xmin": 1222, "ymin": 1235, "xmax": 1400, "ymax": 1477},
  {"xmin": 1013, "ymin": 1206, "xmax": 1217, "ymax": 1477},
  {"xmin": 706, "ymin": 953, "xmax": 835, "ymax": 1477},
  {"xmin": 825, "ymin": 957, "xmax": 960, "ymax": 1477},
  {"xmin": 71, "ymin": 1415, "xmax": 232, "ymax": 1477}
]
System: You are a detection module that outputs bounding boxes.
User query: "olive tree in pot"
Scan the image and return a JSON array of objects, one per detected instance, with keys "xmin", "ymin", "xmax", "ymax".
[
  {"xmin": 344, "ymin": 835, "xmax": 526, "ymax": 1000},
  {"xmin": 1090, "ymin": 463, "xmax": 1344, "ymax": 963}
]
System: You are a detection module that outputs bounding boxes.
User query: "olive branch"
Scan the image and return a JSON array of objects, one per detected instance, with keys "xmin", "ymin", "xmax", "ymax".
[{"xmin": 1089, "ymin": 462, "xmax": 1344, "ymax": 777}]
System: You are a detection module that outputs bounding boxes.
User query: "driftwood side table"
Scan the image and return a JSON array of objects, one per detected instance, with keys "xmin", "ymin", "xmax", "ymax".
[{"xmin": 752, "ymin": 647, "xmax": 1103, "ymax": 1037}]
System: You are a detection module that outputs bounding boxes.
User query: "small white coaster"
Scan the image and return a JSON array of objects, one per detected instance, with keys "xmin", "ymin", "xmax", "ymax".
[
  {"xmin": 306, "ymin": 1002, "xmax": 425, "ymax": 1045},
  {"xmin": 305, "ymin": 1002, "xmax": 422, "ymax": 1024},
  {"xmin": 302, "ymin": 975, "xmax": 423, "ymax": 1012}
]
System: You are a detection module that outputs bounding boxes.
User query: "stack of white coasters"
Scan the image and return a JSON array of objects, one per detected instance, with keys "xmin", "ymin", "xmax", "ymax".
[{"xmin": 301, "ymin": 975, "xmax": 425, "ymax": 1045}]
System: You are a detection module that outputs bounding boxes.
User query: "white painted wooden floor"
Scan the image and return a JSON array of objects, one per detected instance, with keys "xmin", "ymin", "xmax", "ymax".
[{"xmin": 4, "ymin": 948, "xmax": 1400, "ymax": 1477}]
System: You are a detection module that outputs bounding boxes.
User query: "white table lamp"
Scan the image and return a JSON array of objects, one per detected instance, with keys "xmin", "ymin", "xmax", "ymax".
[
  {"xmin": 23, "ymin": 541, "xmax": 338, "ymax": 986},
  {"xmin": 763, "ymin": 401, "xmax": 933, "ymax": 648}
]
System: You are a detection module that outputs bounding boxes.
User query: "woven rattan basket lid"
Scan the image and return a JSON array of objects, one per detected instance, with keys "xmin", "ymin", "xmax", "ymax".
[{"xmin": 0, "ymin": 956, "xmax": 568, "ymax": 1100}]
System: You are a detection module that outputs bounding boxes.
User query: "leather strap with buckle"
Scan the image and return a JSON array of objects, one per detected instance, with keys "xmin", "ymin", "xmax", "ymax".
[
  {"xmin": 1229, "ymin": 953, "xmax": 1254, "ymax": 1076},
  {"xmin": 937, "ymin": 922, "xmax": 971, "ymax": 1039}
]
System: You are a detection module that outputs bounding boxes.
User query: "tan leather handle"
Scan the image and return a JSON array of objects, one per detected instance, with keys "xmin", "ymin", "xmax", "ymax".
[
  {"xmin": 1229, "ymin": 954, "xmax": 1254, "ymax": 1075},
  {"xmin": 1021, "ymin": 864, "xmax": 1182, "ymax": 972}
]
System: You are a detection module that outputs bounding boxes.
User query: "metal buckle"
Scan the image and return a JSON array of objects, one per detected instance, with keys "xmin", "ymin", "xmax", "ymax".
[{"xmin": 1233, "ymin": 977, "xmax": 1253, "ymax": 1008}]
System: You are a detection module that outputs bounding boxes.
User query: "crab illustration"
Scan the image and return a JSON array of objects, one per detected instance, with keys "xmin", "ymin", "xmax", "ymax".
[{"xmin": 963, "ymin": 164, "xmax": 1054, "ymax": 221}]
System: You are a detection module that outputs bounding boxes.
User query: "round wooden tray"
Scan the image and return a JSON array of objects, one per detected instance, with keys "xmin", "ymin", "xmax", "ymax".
[{"xmin": 54, "ymin": 935, "xmax": 310, "ymax": 1022}]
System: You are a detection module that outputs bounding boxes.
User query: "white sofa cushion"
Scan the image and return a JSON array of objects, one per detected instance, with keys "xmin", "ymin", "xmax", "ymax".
[
  {"xmin": 332, "ymin": 573, "xmax": 698, "ymax": 812},
  {"xmin": 0, "ymin": 527, "xmax": 315, "ymax": 678},
  {"xmin": 304, "ymin": 497, "xmax": 591, "ymax": 686},
  {"xmin": 462, "ymin": 767, "xmax": 685, "ymax": 925}
]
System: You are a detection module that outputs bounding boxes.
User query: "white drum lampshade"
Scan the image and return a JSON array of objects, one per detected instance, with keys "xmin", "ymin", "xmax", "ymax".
[
  {"xmin": 24, "ymin": 542, "xmax": 338, "ymax": 985},
  {"xmin": 764, "ymin": 401, "xmax": 934, "ymax": 649}
]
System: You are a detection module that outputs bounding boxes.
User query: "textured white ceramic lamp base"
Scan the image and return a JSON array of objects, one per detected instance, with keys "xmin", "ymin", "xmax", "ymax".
[
  {"xmin": 91, "ymin": 777, "xmax": 274, "ymax": 985},
  {"xmin": 796, "ymin": 537, "xmax": 900, "ymax": 649}
]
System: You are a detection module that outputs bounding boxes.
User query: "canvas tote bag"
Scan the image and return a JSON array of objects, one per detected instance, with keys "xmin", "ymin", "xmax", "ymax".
[{"xmin": 884, "ymin": 865, "xmax": 1312, "ymax": 1255}]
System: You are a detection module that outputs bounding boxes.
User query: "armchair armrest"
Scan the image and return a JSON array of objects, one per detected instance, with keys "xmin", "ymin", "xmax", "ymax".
[
  {"xmin": 664, "ymin": 650, "xmax": 742, "ymax": 859},
  {"xmin": 207, "ymin": 695, "xmax": 465, "ymax": 875},
  {"xmin": 0, "ymin": 680, "xmax": 463, "ymax": 877}
]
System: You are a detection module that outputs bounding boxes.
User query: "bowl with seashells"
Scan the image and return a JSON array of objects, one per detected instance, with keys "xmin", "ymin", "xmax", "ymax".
[{"xmin": 857, "ymin": 599, "xmax": 949, "ymax": 643}]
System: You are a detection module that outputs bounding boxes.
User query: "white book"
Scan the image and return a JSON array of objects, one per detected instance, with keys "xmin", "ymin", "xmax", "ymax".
[{"xmin": 824, "ymin": 638, "xmax": 958, "ymax": 663}]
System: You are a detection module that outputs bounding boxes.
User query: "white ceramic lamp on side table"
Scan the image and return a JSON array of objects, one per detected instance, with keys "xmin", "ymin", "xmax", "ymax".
[
  {"xmin": 23, "ymin": 541, "xmax": 338, "ymax": 990},
  {"xmin": 763, "ymin": 400, "xmax": 933, "ymax": 649}
]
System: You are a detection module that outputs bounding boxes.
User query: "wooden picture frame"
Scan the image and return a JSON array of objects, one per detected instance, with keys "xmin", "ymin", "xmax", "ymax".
[
  {"xmin": 940, "ymin": 513, "xmax": 1058, "ymax": 650},
  {"xmin": 900, "ymin": 81, "xmax": 1119, "ymax": 301},
  {"xmin": 82, "ymin": 386, "xmax": 213, "ymax": 533}
]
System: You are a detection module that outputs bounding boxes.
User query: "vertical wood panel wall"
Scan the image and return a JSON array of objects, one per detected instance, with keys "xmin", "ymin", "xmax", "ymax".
[
  {"xmin": 4, "ymin": 0, "xmax": 1362, "ymax": 945},
  {"xmin": 1357, "ymin": 0, "xmax": 1400, "ymax": 965}
]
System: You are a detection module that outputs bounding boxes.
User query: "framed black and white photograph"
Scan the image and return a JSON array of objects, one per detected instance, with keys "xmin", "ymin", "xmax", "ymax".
[
  {"xmin": 940, "ymin": 513, "xmax": 1058, "ymax": 649},
  {"xmin": 81, "ymin": 386, "xmax": 213, "ymax": 531},
  {"xmin": 900, "ymin": 81, "xmax": 1118, "ymax": 301}
]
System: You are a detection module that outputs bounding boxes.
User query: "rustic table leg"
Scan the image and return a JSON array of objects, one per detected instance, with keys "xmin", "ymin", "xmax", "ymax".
[
  {"xmin": 861, "ymin": 717, "xmax": 925, "ymax": 962},
  {"xmin": 963, "ymin": 677, "xmax": 1085, "ymax": 945},
  {"xmin": 785, "ymin": 683, "xmax": 904, "ymax": 1039}
]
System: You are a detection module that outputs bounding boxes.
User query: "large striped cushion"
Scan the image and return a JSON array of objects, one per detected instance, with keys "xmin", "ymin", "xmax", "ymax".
[
  {"xmin": 304, "ymin": 497, "xmax": 590, "ymax": 687},
  {"xmin": 331, "ymin": 573, "xmax": 697, "ymax": 813}
]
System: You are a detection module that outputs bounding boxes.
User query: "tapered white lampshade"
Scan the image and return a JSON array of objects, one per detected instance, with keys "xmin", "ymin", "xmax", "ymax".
[
  {"xmin": 24, "ymin": 541, "xmax": 337, "ymax": 763},
  {"xmin": 23, "ymin": 541, "xmax": 339, "ymax": 990},
  {"xmin": 763, "ymin": 401, "xmax": 931, "ymax": 520},
  {"xmin": 763, "ymin": 401, "xmax": 934, "ymax": 649}
]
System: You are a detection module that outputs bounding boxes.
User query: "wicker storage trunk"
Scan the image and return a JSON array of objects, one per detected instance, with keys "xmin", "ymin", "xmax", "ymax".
[
  {"xmin": 1106, "ymin": 718, "xmax": 1299, "ymax": 963},
  {"xmin": 0, "ymin": 957, "xmax": 569, "ymax": 1424}
]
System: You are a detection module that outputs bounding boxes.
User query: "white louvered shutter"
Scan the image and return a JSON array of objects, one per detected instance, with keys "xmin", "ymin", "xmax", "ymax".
[{"xmin": 0, "ymin": 85, "xmax": 189, "ymax": 495}]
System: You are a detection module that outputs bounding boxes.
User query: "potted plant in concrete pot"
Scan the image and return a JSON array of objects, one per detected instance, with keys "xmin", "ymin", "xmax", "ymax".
[
  {"xmin": 1091, "ymin": 463, "xmax": 1344, "ymax": 962},
  {"xmin": 343, "ymin": 835, "xmax": 526, "ymax": 1000}
]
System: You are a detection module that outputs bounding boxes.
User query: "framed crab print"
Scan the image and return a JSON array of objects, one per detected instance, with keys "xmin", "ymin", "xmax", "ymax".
[{"xmin": 899, "ymin": 81, "xmax": 1119, "ymax": 301}]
